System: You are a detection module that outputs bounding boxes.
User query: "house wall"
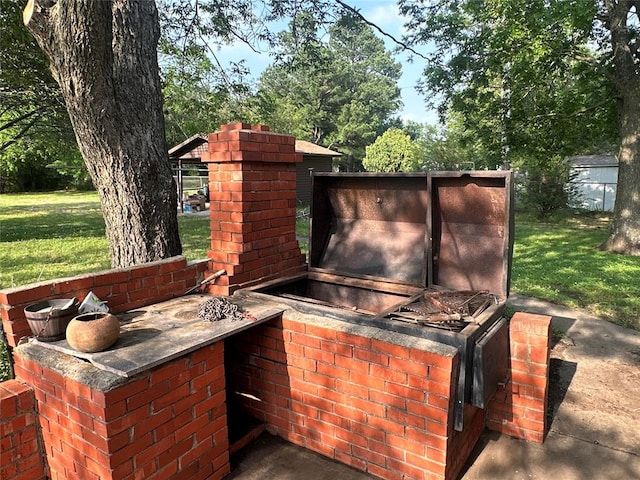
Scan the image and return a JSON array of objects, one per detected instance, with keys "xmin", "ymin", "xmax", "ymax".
[
  {"xmin": 295, "ymin": 156, "xmax": 333, "ymax": 206},
  {"xmin": 570, "ymin": 165, "xmax": 618, "ymax": 211}
]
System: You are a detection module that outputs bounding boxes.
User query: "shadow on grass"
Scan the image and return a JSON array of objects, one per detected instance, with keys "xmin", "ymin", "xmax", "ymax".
[
  {"xmin": 513, "ymin": 222, "xmax": 640, "ymax": 330},
  {"xmin": 0, "ymin": 203, "xmax": 106, "ymax": 242}
]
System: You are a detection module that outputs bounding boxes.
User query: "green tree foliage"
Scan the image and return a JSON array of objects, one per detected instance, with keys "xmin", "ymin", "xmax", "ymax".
[
  {"xmin": 254, "ymin": 12, "xmax": 402, "ymax": 167},
  {"xmin": 0, "ymin": 0, "xmax": 83, "ymax": 192},
  {"xmin": 402, "ymin": 119, "xmax": 484, "ymax": 171},
  {"xmin": 0, "ymin": 1, "xmax": 59, "ymax": 151},
  {"xmin": 157, "ymin": 0, "xmax": 264, "ymax": 146},
  {"xmin": 399, "ymin": 0, "xmax": 617, "ymax": 216},
  {"xmin": 0, "ymin": 140, "xmax": 89, "ymax": 192},
  {"xmin": 400, "ymin": 0, "xmax": 616, "ymax": 165},
  {"xmin": 519, "ymin": 155, "xmax": 578, "ymax": 219},
  {"xmin": 363, "ymin": 128, "xmax": 421, "ymax": 172},
  {"xmin": 160, "ymin": 43, "xmax": 254, "ymax": 147}
]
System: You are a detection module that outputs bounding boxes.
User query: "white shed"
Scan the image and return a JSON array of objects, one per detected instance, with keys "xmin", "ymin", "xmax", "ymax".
[{"xmin": 567, "ymin": 155, "xmax": 618, "ymax": 211}]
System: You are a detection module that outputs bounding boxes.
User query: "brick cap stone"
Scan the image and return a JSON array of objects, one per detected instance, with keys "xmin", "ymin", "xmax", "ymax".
[
  {"xmin": 510, "ymin": 312, "xmax": 552, "ymax": 335},
  {"xmin": 15, "ymin": 343, "xmax": 127, "ymax": 392},
  {"xmin": 237, "ymin": 294, "xmax": 459, "ymax": 358}
]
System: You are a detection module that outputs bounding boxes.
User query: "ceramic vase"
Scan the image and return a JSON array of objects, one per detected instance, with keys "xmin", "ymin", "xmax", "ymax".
[{"xmin": 66, "ymin": 312, "xmax": 120, "ymax": 353}]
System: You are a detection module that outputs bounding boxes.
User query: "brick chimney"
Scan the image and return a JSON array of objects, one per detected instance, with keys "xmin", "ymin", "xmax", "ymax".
[{"xmin": 200, "ymin": 123, "xmax": 307, "ymax": 295}]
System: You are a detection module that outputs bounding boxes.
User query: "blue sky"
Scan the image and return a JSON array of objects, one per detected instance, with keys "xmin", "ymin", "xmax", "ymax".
[
  {"xmin": 214, "ymin": 0, "xmax": 438, "ymax": 125},
  {"xmin": 353, "ymin": 0, "xmax": 437, "ymax": 124}
]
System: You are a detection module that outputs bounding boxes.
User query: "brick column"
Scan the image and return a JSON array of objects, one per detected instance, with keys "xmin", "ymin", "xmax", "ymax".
[
  {"xmin": 487, "ymin": 312, "xmax": 552, "ymax": 443},
  {"xmin": 0, "ymin": 380, "xmax": 47, "ymax": 480},
  {"xmin": 201, "ymin": 123, "xmax": 307, "ymax": 296}
]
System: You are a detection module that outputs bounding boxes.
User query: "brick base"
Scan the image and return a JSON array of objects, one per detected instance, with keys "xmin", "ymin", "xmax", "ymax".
[
  {"xmin": 0, "ymin": 380, "xmax": 47, "ymax": 480},
  {"xmin": 226, "ymin": 314, "xmax": 463, "ymax": 480},
  {"xmin": 13, "ymin": 342, "xmax": 229, "ymax": 480},
  {"xmin": 487, "ymin": 312, "xmax": 552, "ymax": 443}
]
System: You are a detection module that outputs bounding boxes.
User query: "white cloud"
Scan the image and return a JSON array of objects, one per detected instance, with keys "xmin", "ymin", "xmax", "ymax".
[{"xmin": 356, "ymin": 1, "xmax": 409, "ymax": 37}]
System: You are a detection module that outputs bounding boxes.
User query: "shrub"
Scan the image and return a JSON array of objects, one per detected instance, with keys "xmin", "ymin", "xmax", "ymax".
[
  {"xmin": 363, "ymin": 128, "xmax": 422, "ymax": 172},
  {"xmin": 519, "ymin": 156, "xmax": 579, "ymax": 219}
]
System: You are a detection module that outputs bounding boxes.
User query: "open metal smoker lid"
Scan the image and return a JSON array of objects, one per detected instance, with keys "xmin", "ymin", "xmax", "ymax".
[
  {"xmin": 429, "ymin": 171, "xmax": 514, "ymax": 298},
  {"xmin": 309, "ymin": 173, "xmax": 429, "ymax": 286},
  {"xmin": 308, "ymin": 171, "xmax": 513, "ymax": 297}
]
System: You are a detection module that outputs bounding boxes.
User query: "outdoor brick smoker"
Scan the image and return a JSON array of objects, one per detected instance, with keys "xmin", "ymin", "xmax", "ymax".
[
  {"xmin": 235, "ymin": 170, "xmax": 515, "ymax": 432},
  {"xmin": 1, "ymin": 123, "xmax": 551, "ymax": 480}
]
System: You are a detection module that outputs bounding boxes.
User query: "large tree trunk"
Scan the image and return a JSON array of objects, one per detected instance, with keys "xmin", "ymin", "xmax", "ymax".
[
  {"xmin": 601, "ymin": 90, "xmax": 640, "ymax": 255},
  {"xmin": 23, "ymin": 0, "xmax": 182, "ymax": 267},
  {"xmin": 600, "ymin": 1, "xmax": 640, "ymax": 255}
]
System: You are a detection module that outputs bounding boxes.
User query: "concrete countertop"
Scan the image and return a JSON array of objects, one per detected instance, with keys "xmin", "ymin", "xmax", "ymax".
[{"xmin": 28, "ymin": 294, "xmax": 284, "ymax": 378}]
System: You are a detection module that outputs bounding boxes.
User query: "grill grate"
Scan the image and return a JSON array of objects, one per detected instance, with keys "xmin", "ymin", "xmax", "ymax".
[{"xmin": 387, "ymin": 290, "xmax": 498, "ymax": 332}]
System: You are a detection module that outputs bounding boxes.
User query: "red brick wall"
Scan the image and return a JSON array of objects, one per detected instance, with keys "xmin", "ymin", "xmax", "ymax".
[
  {"xmin": 0, "ymin": 380, "xmax": 47, "ymax": 480},
  {"xmin": 487, "ymin": 312, "xmax": 552, "ymax": 443},
  {"xmin": 0, "ymin": 256, "xmax": 208, "ymax": 347},
  {"xmin": 201, "ymin": 123, "xmax": 306, "ymax": 296},
  {"xmin": 3, "ymin": 308, "xmax": 551, "ymax": 480},
  {"xmin": 13, "ymin": 342, "xmax": 229, "ymax": 480},
  {"xmin": 226, "ymin": 315, "xmax": 464, "ymax": 480}
]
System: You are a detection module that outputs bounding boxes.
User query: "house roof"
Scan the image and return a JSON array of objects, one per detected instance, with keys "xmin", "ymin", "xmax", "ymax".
[
  {"xmin": 295, "ymin": 140, "xmax": 342, "ymax": 157},
  {"xmin": 168, "ymin": 135, "xmax": 342, "ymax": 161},
  {"xmin": 168, "ymin": 135, "xmax": 208, "ymax": 160},
  {"xmin": 566, "ymin": 155, "xmax": 617, "ymax": 167}
]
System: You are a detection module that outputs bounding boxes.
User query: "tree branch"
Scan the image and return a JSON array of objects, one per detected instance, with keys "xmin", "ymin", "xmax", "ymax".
[
  {"xmin": 529, "ymin": 98, "xmax": 615, "ymax": 120},
  {"xmin": 197, "ymin": 32, "xmax": 246, "ymax": 96},
  {"xmin": 332, "ymin": 0, "xmax": 428, "ymax": 60},
  {"xmin": 0, "ymin": 112, "xmax": 42, "ymax": 152},
  {"xmin": 570, "ymin": 47, "xmax": 617, "ymax": 84},
  {"xmin": 0, "ymin": 106, "xmax": 46, "ymax": 133},
  {"xmin": 22, "ymin": 0, "xmax": 57, "ymax": 58}
]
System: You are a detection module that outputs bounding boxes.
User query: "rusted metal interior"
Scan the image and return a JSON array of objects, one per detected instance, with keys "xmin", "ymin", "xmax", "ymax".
[{"xmin": 236, "ymin": 171, "xmax": 514, "ymax": 430}]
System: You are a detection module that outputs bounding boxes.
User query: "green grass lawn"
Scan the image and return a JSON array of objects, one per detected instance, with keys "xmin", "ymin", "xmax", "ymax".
[
  {"xmin": 1, "ymin": 192, "xmax": 638, "ymax": 331},
  {"xmin": 0, "ymin": 192, "xmax": 213, "ymax": 287},
  {"xmin": 1, "ymin": 192, "xmax": 109, "ymax": 287},
  {"xmin": 0, "ymin": 191, "xmax": 308, "ymax": 288},
  {"xmin": 512, "ymin": 212, "xmax": 640, "ymax": 329}
]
